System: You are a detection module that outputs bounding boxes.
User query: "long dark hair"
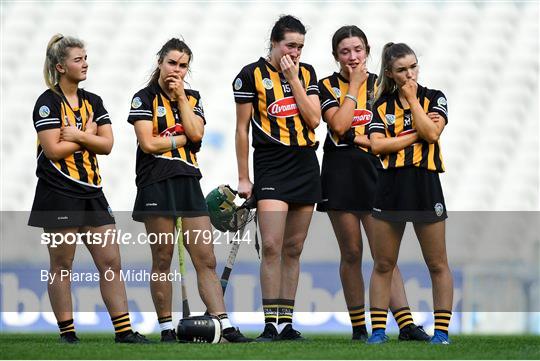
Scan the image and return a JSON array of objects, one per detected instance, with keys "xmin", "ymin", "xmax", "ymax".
[
  {"xmin": 148, "ymin": 38, "xmax": 193, "ymax": 86},
  {"xmin": 375, "ymin": 42, "xmax": 417, "ymax": 101},
  {"xmin": 331, "ymin": 25, "xmax": 370, "ymax": 60},
  {"xmin": 269, "ymin": 15, "xmax": 306, "ymax": 52}
]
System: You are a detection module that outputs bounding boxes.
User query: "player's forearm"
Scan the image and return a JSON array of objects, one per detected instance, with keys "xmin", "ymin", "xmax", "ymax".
[
  {"xmin": 78, "ymin": 133, "xmax": 113, "ymax": 155},
  {"xmin": 409, "ymin": 101, "xmax": 440, "ymax": 143},
  {"xmin": 177, "ymin": 98, "xmax": 204, "ymax": 143},
  {"xmin": 370, "ymin": 133, "xmax": 418, "ymax": 155},
  {"xmin": 139, "ymin": 135, "xmax": 187, "ymax": 154},
  {"xmin": 290, "ymin": 79, "xmax": 320, "ymax": 129},
  {"xmin": 43, "ymin": 141, "xmax": 81, "ymax": 161},
  {"xmin": 235, "ymin": 128, "xmax": 250, "ymax": 181}
]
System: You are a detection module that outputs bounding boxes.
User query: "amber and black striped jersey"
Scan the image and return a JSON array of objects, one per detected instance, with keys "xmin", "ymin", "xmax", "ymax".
[
  {"xmin": 127, "ymin": 82, "xmax": 205, "ymax": 188},
  {"xmin": 369, "ymin": 84, "xmax": 448, "ymax": 172},
  {"xmin": 319, "ymin": 72, "xmax": 377, "ymax": 152},
  {"xmin": 233, "ymin": 57, "xmax": 319, "ymax": 147},
  {"xmin": 32, "ymin": 87, "xmax": 111, "ymax": 198}
]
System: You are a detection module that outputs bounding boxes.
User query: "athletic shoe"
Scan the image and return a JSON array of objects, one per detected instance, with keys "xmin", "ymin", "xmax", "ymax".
[
  {"xmin": 222, "ymin": 327, "xmax": 253, "ymax": 343},
  {"xmin": 366, "ymin": 329, "xmax": 389, "ymax": 344},
  {"xmin": 276, "ymin": 324, "xmax": 305, "ymax": 341},
  {"xmin": 115, "ymin": 331, "xmax": 150, "ymax": 344},
  {"xmin": 160, "ymin": 329, "xmax": 177, "ymax": 342},
  {"xmin": 398, "ymin": 324, "xmax": 430, "ymax": 341},
  {"xmin": 60, "ymin": 333, "xmax": 80, "ymax": 344},
  {"xmin": 255, "ymin": 323, "xmax": 278, "ymax": 342},
  {"xmin": 430, "ymin": 330, "xmax": 451, "ymax": 345},
  {"xmin": 352, "ymin": 330, "xmax": 368, "ymax": 342}
]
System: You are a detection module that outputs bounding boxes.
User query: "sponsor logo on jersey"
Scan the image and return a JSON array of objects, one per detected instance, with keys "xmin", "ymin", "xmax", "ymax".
[
  {"xmin": 131, "ymin": 97, "xmax": 142, "ymax": 109},
  {"xmin": 159, "ymin": 123, "xmax": 184, "ymax": 137},
  {"xmin": 385, "ymin": 114, "xmax": 396, "ymax": 125},
  {"xmin": 234, "ymin": 78, "xmax": 242, "ymax": 90},
  {"xmin": 351, "ymin": 109, "xmax": 373, "ymax": 127},
  {"xmin": 267, "ymin": 96, "xmax": 299, "ymax": 117},
  {"xmin": 333, "ymin": 87, "xmax": 341, "ymax": 98},
  {"xmin": 434, "ymin": 203, "xmax": 444, "ymax": 217},
  {"xmin": 39, "ymin": 106, "xmax": 50, "ymax": 118},
  {"xmin": 262, "ymin": 78, "xmax": 273, "ymax": 90},
  {"xmin": 157, "ymin": 106, "xmax": 166, "ymax": 117}
]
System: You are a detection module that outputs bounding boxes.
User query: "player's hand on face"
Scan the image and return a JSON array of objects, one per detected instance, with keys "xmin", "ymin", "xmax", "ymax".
[
  {"xmin": 84, "ymin": 112, "xmax": 97, "ymax": 135},
  {"xmin": 348, "ymin": 60, "xmax": 368, "ymax": 86},
  {"xmin": 401, "ymin": 79, "xmax": 418, "ymax": 101},
  {"xmin": 280, "ymin": 54, "xmax": 299, "ymax": 83},
  {"xmin": 165, "ymin": 73, "xmax": 185, "ymax": 100},
  {"xmin": 60, "ymin": 124, "xmax": 82, "ymax": 142},
  {"xmin": 237, "ymin": 179, "xmax": 253, "ymax": 199}
]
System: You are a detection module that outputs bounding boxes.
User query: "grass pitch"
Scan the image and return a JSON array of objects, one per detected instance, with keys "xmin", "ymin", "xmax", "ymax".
[{"xmin": 1, "ymin": 333, "xmax": 539, "ymax": 359}]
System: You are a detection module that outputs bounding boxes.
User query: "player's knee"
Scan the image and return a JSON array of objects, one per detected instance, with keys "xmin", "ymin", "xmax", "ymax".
[
  {"xmin": 153, "ymin": 253, "xmax": 173, "ymax": 273},
  {"xmin": 261, "ymin": 239, "xmax": 281, "ymax": 259},
  {"xmin": 373, "ymin": 257, "xmax": 396, "ymax": 274},
  {"xmin": 282, "ymin": 240, "xmax": 304, "ymax": 259},
  {"xmin": 50, "ymin": 257, "xmax": 74, "ymax": 274},
  {"xmin": 193, "ymin": 252, "xmax": 217, "ymax": 272},
  {"xmin": 95, "ymin": 255, "xmax": 121, "ymax": 275},
  {"xmin": 341, "ymin": 247, "xmax": 362, "ymax": 265},
  {"xmin": 425, "ymin": 259, "xmax": 449, "ymax": 275}
]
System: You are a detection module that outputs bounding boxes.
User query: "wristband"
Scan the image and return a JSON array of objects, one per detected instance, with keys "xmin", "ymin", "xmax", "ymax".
[
  {"xmin": 345, "ymin": 94, "xmax": 358, "ymax": 106},
  {"xmin": 170, "ymin": 136, "xmax": 177, "ymax": 150}
]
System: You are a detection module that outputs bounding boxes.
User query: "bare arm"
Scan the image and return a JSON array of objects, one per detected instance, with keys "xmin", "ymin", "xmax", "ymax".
[
  {"xmin": 282, "ymin": 55, "xmax": 320, "ymax": 129},
  {"xmin": 167, "ymin": 73, "xmax": 204, "ymax": 143},
  {"xmin": 370, "ymin": 132, "xmax": 419, "ymax": 155},
  {"xmin": 38, "ymin": 128, "xmax": 82, "ymax": 161},
  {"xmin": 401, "ymin": 80, "xmax": 445, "ymax": 143},
  {"xmin": 133, "ymin": 121, "xmax": 187, "ymax": 154},
  {"xmin": 235, "ymin": 102, "xmax": 253, "ymax": 199}
]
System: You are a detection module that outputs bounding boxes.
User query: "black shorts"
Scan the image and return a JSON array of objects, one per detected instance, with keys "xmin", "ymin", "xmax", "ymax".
[
  {"xmin": 28, "ymin": 179, "xmax": 115, "ymax": 229},
  {"xmin": 317, "ymin": 148, "xmax": 379, "ymax": 212},
  {"xmin": 253, "ymin": 146, "xmax": 322, "ymax": 204},
  {"xmin": 372, "ymin": 167, "xmax": 447, "ymax": 223},
  {"xmin": 132, "ymin": 175, "xmax": 208, "ymax": 222}
]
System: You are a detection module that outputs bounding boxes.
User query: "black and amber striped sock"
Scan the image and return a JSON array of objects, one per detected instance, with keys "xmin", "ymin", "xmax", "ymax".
[
  {"xmin": 277, "ymin": 299, "xmax": 294, "ymax": 332},
  {"xmin": 111, "ymin": 313, "xmax": 132, "ymax": 337},
  {"xmin": 348, "ymin": 305, "xmax": 367, "ymax": 334},
  {"xmin": 434, "ymin": 310, "xmax": 452, "ymax": 335},
  {"xmin": 58, "ymin": 318, "xmax": 76, "ymax": 336},
  {"xmin": 158, "ymin": 315, "xmax": 173, "ymax": 332},
  {"xmin": 370, "ymin": 308, "xmax": 388, "ymax": 332},
  {"xmin": 392, "ymin": 306, "xmax": 414, "ymax": 330},
  {"xmin": 262, "ymin": 298, "xmax": 279, "ymax": 327}
]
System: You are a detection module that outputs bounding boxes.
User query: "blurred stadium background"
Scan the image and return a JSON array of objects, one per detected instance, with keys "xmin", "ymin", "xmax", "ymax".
[{"xmin": 1, "ymin": 1, "xmax": 538, "ymax": 336}]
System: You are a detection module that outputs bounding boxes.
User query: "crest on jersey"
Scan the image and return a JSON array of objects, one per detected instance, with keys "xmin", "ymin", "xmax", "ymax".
[
  {"xmin": 437, "ymin": 97, "xmax": 447, "ymax": 107},
  {"xmin": 157, "ymin": 106, "xmax": 167, "ymax": 117},
  {"xmin": 262, "ymin": 78, "xmax": 273, "ymax": 90},
  {"xmin": 234, "ymin": 78, "xmax": 242, "ymax": 91},
  {"xmin": 385, "ymin": 114, "xmax": 396, "ymax": 125},
  {"xmin": 131, "ymin": 97, "xmax": 142, "ymax": 109},
  {"xmin": 333, "ymin": 87, "xmax": 341, "ymax": 98},
  {"xmin": 39, "ymin": 105, "xmax": 50, "ymax": 118},
  {"xmin": 434, "ymin": 203, "xmax": 444, "ymax": 217}
]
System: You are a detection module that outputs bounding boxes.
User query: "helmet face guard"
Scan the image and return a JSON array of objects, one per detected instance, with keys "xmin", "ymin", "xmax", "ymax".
[{"xmin": 206, "ymin": 185, "xmax": 255, "ymax": 232}]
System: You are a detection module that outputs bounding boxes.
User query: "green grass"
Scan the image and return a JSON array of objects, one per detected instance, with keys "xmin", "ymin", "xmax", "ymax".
[{"xmin": 1, "ymin": 333, "xmax": 539, "ymax": 359}]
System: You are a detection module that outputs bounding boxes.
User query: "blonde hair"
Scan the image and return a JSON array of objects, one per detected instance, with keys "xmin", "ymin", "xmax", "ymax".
[
  {"xmin": 375, "ymin": 42, "xmax": 416, "ymax": 101},
  {"xmin": 43, "ymin": 34, "xmax": 85, "ymax": 93}
]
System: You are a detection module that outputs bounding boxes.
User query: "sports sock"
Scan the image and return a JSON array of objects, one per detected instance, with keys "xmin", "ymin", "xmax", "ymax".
[
  {"xmin": 111, "ymin": 313, "xmax": 132, "ymax": 337},
  {"xmin": 58, "ymin": 318, "xmax": 75, "ymax": 336},
  {"xmin": 434, "ymin": 310, "xmax": 452, "ymax": 335},
  {"xmin": 370, "ymin": 307, "xmax": 388, "ymax": 332},
  {"xmin": 392, "ymin": 306, "xmax": 414, "ymax": 330},
  {"xmin": 158, "ymin": 315, "xmax": 173, "ymax": 332},
  {"xmin": 277, "ymin": 299, "xmax": 294, "ymax": 333},
  {"xmin": 262, "ymin": 298, "xmax": 279, "ymax": 329},
  {"xmin": 348, "ymin": 305, "xmax": 367, "ymax": 334},
  {"xmin": 217, "ymin": 313, "xmax": 232, "ymax": 330}
]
